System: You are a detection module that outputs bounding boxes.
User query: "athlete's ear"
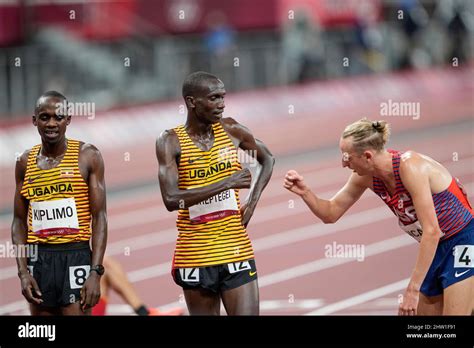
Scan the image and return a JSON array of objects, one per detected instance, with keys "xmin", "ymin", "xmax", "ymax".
[
  {"xmin": 32, "ymin": 115, "xmax": 38, "ymax": 126},
  {"xmin": 185, "ymin": 96, "xmax": 195, "ymax": 109},
  {"xmin": 66, "ymin": 115, "xmax": 72, "ymax": 126},
  {"xmin": 364, "ymin": 150, "xmax": 373, "ymax": 160}
]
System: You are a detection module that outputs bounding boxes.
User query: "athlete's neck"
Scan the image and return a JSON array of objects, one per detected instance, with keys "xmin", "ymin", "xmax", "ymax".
[
  {"xmin": 372, "ymin": 150, "xmax": 394, "ymax": 182},
  {"xmin": 40, "ymin": 138, "xmax": 68, "ymax": 158},
  {"xmin": 185, "ymin": 115, "xmax": 213, "ymax": 136}
]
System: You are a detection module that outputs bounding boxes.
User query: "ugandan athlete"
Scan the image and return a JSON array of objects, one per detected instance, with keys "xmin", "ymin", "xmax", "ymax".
[
  {"xmin": 156, "ymin": 72, "xmax": 274, "ymax": 315},
  {"xmin": 12, "ymin": 91, "xmax": 107, "ymax": 315}
]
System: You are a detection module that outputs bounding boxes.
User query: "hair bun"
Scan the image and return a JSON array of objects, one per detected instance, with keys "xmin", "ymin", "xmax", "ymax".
[{"xmin": 372, "ymin": 121, "xmax": 381, "ymax": 131}]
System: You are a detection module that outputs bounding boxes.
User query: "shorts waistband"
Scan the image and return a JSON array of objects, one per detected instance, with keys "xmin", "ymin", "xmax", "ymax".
[
  {"xmin": 33, "ymin": 241, "xmax": 90, "ymax": 251},
  {"xmin": 441, "ymin": 218, "xmax": 474, "ymax": 242}
]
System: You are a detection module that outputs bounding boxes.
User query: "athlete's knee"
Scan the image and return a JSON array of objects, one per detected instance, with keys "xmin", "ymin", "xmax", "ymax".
[{"xmin": 417, "ymin": 293, "xmax": 442, "ymax": 316}]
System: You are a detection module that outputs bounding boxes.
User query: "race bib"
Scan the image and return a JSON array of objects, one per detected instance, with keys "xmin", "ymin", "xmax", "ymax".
[
  {"xmin": 69, "ymin": 265, "xmax": 90, "ymax": 289},
  {"xmin": 188, "ymin": 189, "xmax": 239, "ymax": 223},
  {"xmin": 399, "ymin": 221, "xmax": 423, "ymax": 242},
  {"xmin": 453, "ymin": 245, "xmax": 474, "ymax": 268},
  {"xmin": 31, "ymin": 198, "xmax": 80, "ymax": 237},
  {"xmin": 227, "ymin": 261, "xmax": 251, "ymax": 274},
  {"xmin": 399, "ymin": 220, "xmax": 444, "ymax": 242},
  {"xmin": 178, "ymin": 268, "xmax": 199, "ymax": 282}
]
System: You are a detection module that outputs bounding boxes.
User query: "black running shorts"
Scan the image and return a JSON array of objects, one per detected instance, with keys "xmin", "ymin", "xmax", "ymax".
[
  {"xmin": 172, "ymin": 259, "xmax": 258, "ymax": 292},
  {"xmin": 27, "ymin": 241, "xmax": 91, "ymax": 307}
]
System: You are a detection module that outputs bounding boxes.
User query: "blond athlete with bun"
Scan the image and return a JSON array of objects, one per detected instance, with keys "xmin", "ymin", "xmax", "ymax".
[{"xmin": 284, "ymin": 118, "xmax": 473, "ymax": 315}]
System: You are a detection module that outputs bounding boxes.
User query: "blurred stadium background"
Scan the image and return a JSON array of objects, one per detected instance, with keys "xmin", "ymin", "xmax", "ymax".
[{"xmin": 0, "ymin": 0, "xmax": 473, "ymax": 315}]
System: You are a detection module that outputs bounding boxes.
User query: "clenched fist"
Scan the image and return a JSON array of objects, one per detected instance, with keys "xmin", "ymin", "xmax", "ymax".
[{"xmin": 284, "ymin": 170, "xmax": 309, "ymax": 196}]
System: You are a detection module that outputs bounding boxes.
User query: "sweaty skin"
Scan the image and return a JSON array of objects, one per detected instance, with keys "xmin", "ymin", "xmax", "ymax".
[{"xmin": 11, "ymin": 95, "xmax": 107, "ymax": 315}]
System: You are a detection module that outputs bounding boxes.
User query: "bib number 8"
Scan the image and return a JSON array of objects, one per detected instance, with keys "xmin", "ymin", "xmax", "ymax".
[{"xmin": 69, "ymin": 265, "xmax": 90, "ymax": 289}]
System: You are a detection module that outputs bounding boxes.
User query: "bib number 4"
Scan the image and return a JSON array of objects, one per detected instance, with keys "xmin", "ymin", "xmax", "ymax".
[{"xmin": 453, "ymin": 245, "xmax": 473, "ymax": 268}]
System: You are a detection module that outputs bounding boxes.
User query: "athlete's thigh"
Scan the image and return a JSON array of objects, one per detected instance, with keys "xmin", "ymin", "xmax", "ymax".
[
  {"xmin": 60, "ymin": 302, "xmax": 90, "ymax": 316},
  {"xmin": 183, "ymin": 287, "xmax": 221, "ymax": 315},
  {"xmin": 417, "ymin": 293, "xmax": 443, "ymax": 315},
  {"xmin": 30, "ymin": 304, "xmax": 59, "ymax": 316},
  {"xmin": 443, "ymin": 276, "xmax": 474, "ymax": 315},
  {"xmin": 221, "ymin": 279, "xmax": 259, "ymax": 315}
]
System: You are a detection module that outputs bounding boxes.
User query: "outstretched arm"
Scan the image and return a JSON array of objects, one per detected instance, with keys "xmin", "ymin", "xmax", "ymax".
[
  {"xmin": 284, "ymin": 171, "xmax": 369, "ymax": 223},
  {"xmin": 156, "ymin": 129, "xmax": 251, "ymax": 211}
]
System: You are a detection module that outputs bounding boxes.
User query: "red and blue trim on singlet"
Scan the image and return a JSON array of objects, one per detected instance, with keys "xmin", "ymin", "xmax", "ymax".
[{"xmin": 373, "ymin": 150, "xmax": 473, "ymax": 241}]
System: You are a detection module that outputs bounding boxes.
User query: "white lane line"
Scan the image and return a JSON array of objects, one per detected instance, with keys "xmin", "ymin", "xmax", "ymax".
[
  {"xmin": 305, "ymin": 278, "xmax": 409, "ymax": 315},
  {"xmin": 0, "ymin": 300, "xmax": 28, "ymax": 314},
  {"xmin": 260, "ymin": 299, "xmax": 325, "ymax": 311},
  {"xmin": 0, "ymin": 265, "xmax": 17, "ymax": 281}
]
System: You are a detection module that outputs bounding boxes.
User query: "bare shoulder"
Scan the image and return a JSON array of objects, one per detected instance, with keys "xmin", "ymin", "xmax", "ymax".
[
  {"xmin": 79, "ymin": 142, "xmax": 101, "ymax": 157},
  {"xmin": 156, "ymin": 128, "xmax": 179, "ymax": 147},
  {"xmin": 220, "ymin": 117, "xmax": 252, "ymax": 142},
  {"xmin": 155, "ymin": 129, "xmax": 180, "ymax": 157},
  {"xmin": 221, "ymin": 117, "xmax": 247, "ymax": 133},
  {"xmin": 17, "ymin": 149, "xmax": 31, "ymax": 166},
  {"xmin": 78, "ymin": 142, "xmax": 103, "ymax": 167},
  {"xmin": 220, "ymin": 117, "xmax": 239, "ymax": 127},
  {"xmin": 399, "ymin": 150, "xmax": 429, "ymax": 175},
  {"xmin": 15, "ymin": 149, "xmax": 31, "ymax": 178},
  {"xmin": 400, "ymin": 150, "xmax": 423, "ymax": 164}
]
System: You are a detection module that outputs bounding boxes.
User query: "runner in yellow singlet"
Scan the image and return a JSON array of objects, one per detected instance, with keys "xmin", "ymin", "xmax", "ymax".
[
  {"xmin": 156, "ymin": 72, "xmax": 274, "ymax": 315},
  {"xmin": 12, "ymin": 91, "xmax": 107, "ymax": 315}
]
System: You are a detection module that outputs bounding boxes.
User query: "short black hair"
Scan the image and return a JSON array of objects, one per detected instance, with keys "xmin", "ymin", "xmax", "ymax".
[
  {"xmin": 182, "ymin": 71, "xmax": 220, "ymax": 99},
  {"xmin": 35, "ymin": 91, "xmax": 67, "ymax": 113}
]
